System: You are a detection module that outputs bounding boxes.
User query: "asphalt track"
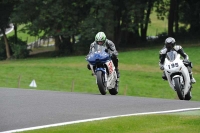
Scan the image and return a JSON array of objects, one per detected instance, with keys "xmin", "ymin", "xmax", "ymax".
[{"xmin": 0, "ymin": 88, "xmax": 200, "ymax": 132}]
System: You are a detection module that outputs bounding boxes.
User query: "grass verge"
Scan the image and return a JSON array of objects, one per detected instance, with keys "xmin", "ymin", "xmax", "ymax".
[
  {"xmin": 21, "ymin": 114, "xmax": 200, "ymax": 133},
  {"xmin": 0, "ymin": 46, "xmax": 200, "ymax": 101}
]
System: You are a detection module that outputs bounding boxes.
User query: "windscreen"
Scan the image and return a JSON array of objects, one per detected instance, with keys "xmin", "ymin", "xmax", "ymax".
[
  {"xmin": 91, "ymin": 45, "xmax": 106, "ymax": 53},
  {"xmin": 166, "ymin": 50, "xmax": 177, "ymax": 62}
]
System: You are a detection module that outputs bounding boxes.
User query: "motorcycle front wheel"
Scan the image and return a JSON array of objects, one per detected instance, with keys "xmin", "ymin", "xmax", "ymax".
[
  {"xmin": 96, "ymin": 71, "xmax": 107, "ymax": 95},
  {"xmin": 174, "ymin": 77, "xmax": 184, "ymax": 100}
]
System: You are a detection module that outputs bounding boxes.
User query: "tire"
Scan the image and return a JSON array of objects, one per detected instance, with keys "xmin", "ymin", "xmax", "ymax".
[
  {"xmin": 174, "ymin": 77, "xmax": 184, "ymax": 100},
  {"xmin": 109, "ymin": 81, "xmax": 119, "ymax": 95},
  {"xmin": 185, "ymin": 86, "xmax": 192, "ymax": 100},
  {"xmin": 96, "ymin": 71, "xmax": 107, "ymax": 95},
  {"xmin": 185, "ymin": 91, "xmax": 192, "ymax": 100}
]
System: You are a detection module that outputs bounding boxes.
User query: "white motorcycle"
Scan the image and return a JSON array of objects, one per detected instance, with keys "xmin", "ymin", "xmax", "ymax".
[
  {"xmin": 164, "ymin": 50, "xmax": 192, "ymax": 100},
  {"xmin": 86, "ymin": 45, "xmax": 118, "ymax": 95}
]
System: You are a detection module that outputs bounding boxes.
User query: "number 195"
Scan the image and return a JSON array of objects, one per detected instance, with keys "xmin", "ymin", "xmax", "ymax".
[{"xmin": 168, "ymin": 63, "xmax": 178, "ymax": 69}]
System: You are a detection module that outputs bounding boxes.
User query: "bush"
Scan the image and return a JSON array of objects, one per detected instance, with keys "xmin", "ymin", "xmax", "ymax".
[
  {"xmin": 0, "ymin": 37, "xmax": 7, "ymax": 60},
  {"xmin": 8, "ymin": 36, "xmax": 30, "ymax": 59},
  {"xmin": 0, "ymin": 36, "xmax": 30, "ymax": 60}
]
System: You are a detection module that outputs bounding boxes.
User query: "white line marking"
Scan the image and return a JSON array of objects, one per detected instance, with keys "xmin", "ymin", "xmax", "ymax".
[{"xmin": 1, "ymin": 107, "xmax": 200, "ymax": 133}]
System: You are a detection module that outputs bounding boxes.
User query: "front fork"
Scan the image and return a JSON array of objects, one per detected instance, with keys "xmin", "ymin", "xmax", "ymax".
[
  {"xmin": 172, "ymin": 75, "xmax": 184, "ymax": 90},
  {"xmin": 95, "ymin": 68, "xmax": 107, "ymax": 82}
]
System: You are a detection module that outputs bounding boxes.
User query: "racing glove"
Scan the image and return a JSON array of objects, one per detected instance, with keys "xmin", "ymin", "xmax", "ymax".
[
  {"xmin": 159, "ymin": 63, "xmax": 164, "ymax": 70},
  {"xmin": 110, "ymin": 53, "xmax": 117, "ymax": 58},
  {"xmin": 183, "ymin": 58, "xmax": 189, "ymax": 63},
  {"xmin": 87, "ymin": 64, "xmax": 91, "ymax": 70},
  {"xmin": 105, "ymin": 49, "xmax": 108, "ymax": 53}
]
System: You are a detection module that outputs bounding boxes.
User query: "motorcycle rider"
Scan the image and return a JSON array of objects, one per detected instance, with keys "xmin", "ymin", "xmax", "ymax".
[
  {"xmin": 159, "ymin": 37, "xmax": 196, "ymax": 84},
  {"xmin": 87, "ymin": 31, "xmax": 120, "ymax": 80}
]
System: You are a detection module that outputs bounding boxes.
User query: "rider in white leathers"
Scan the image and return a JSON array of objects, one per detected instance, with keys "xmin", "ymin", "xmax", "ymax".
[{"xmin": 159, "ymin": 37, "xmax": 196, "ymax": 84}]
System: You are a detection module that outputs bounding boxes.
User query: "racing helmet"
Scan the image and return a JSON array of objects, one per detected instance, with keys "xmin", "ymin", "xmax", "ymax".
[
  {"xmin": 95, "ymin": 32, "xmax": 106, "ymax": 46},
  {"xmin": 165, "ymin": 37, "xmax": 176, "ymax": 51}
]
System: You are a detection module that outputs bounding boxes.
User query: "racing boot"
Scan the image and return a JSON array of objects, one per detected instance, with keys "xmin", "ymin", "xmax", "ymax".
[
  {"xmin": 162, "ymin": 71, "xmax": 167, "ymax": 80},
  {"xmin": 87, "ymin": 64, "xmax": 91, "ymax": 70},
  {"xmin": 116, "ymin": 68, "xmax": 120, "ymax": 81},
  {"xmin": 190, "ymin": 72, "xmax": 196, "ymax": 84}
]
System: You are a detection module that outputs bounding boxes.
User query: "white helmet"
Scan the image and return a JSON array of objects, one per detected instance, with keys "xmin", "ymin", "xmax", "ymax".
[{"xmin": 165, "ymin": 37, "xmax": 176, "ymax": 50}]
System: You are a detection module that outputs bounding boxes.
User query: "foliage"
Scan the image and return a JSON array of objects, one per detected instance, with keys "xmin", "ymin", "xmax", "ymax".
[
  {"xmin": 8, "ymin": 36, "xmax": 30, "ymax": 59},
  {"xmin": 11, "ymin": 0, "xmax": 89, "ymax": 37},
  {"xmin": 179, "ymin": 0, "xmax": 200, "ymax": 33},
  {"xmin": 0, "ymin": 36, "xmax": 30, "ymax": 60},
  {"xmin": 0, "ymin": 1, "xmax": 13, "ymax": 30},
  {"xmin": 0, "ymin": 1, "xmax": 15, "ymax": 59},
  {"xmin": 0, "ymin": 0, "xmax": 200, "ymax": 57},
  {"xmin": 0, "ymin": 38, "xmax": 7, "ymax": 60}
]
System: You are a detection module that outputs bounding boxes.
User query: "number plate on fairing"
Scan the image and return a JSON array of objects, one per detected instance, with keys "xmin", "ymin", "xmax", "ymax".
[{"xmin": 168, "ymin": 63, "xmax": 179, "ymax": 69}]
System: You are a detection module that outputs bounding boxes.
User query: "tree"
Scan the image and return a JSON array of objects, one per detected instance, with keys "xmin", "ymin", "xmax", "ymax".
[
  {"xmin": 180, "ymin": 0, "xmax": 200, "ymax": 34},
  {"xmin": 140, "ymin": 0, "xmax": 155, "ymax": 41},
  {"xmin": 11, "ymin": 0, "xmax": 90, "ymax": 54},
  {"xmin": 168, "ymin": 0, "xmax": 174, "ymax": 36},
  {"xmin": 11, "ymin": 0, "xmax": 200, "ymax": 55},
  {"xmin": 0, "ymin": 1, "xmax": 13, "ymax": 59}
]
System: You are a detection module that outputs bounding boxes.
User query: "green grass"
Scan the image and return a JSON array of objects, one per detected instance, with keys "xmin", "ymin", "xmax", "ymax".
[
  {"xmin": 21, "ymin": 114, "xmax": 200, "ymax": 133},
  {"xmin": 0, "ymin": 45, "xmax": 200, "ymax": 101}
]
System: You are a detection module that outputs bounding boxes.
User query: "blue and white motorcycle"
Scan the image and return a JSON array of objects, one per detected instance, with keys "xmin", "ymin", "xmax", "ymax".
[{"xmin": 86, "ymin": 45, "xmax": 118, "ymax": 95}]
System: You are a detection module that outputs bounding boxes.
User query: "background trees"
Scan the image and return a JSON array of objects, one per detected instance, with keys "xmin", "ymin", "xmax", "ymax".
[
  {"xmin": 0, "ymin": 0, "xmax": 200, "ymax": 59},
  {"xmin": 0, "ymin": 1, "xmax": 14, "ymax": 59}
]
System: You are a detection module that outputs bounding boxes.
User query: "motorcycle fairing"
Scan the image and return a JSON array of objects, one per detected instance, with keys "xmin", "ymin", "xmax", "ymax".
[
  {"xmin": 87, "ymin": 51, "xmax": 110, "ymax": 65},
  {"xmin": 164, "ymin": 50, "xmax": 191, "ymax": 96}
]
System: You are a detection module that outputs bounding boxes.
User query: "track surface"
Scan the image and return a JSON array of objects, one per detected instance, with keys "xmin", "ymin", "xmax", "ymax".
[{"xmin": 0, "ymin": 88, "xmax": 200, "ymax": 132}]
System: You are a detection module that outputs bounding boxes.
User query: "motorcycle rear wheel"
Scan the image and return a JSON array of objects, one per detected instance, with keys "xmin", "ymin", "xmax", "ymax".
[
  {"xmin": 174, "ymin": 77, "xmax": 184, "ymax": 100},
  {"xmin": 109, "ymin": 80, "xmax": 119, "ymax": 95},
  {"xmin": 185, "ymin": 91, "xmax": 192, "ymax": 100},
  {"xmin": 185, "ymin": 86, "xmax": 192, "ymax": 100},
  {"xmin": 96, "ymin": 71, "xmax": 107, "ymax": 95}
]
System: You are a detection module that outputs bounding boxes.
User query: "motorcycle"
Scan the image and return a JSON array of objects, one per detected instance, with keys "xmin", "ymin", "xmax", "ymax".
[
  {"xmin": 86, "ymin": 45, "xmax": 119, "ymax": 95},
  {"xmin": 163, "ymin": 50, "xmax": 192, "ymax": 100}
]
